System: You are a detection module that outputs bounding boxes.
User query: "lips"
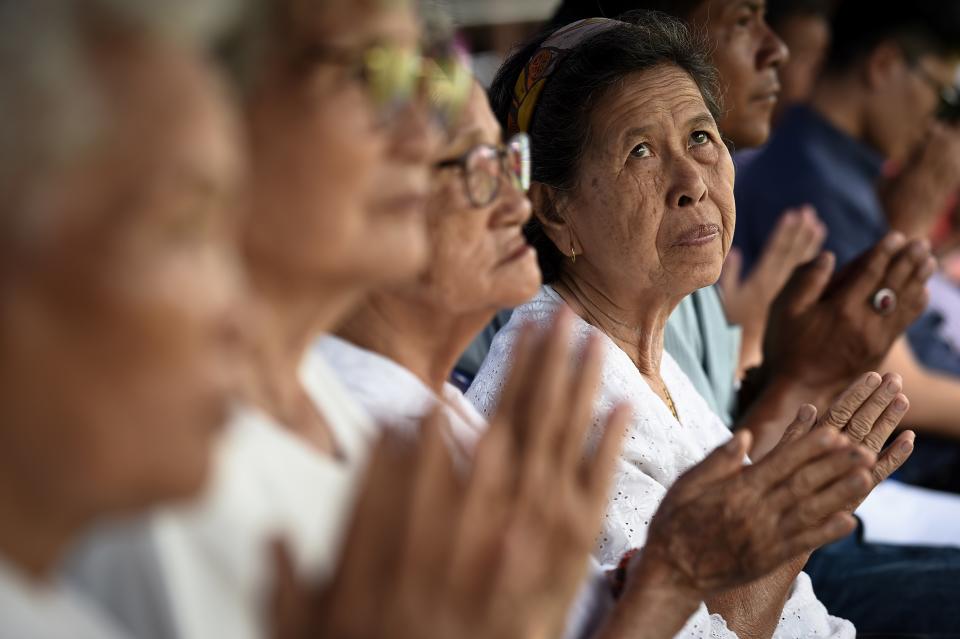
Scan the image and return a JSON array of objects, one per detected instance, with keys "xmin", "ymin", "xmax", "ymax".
[
  {"xmin": 674, "ymin": 223, "xmax": 721, "ymax": 247},
  {"xmin": 751, "ymin": 83, "xmax": 781, "ymax": 103},
  {"xmin": 497, "ymin": 233, "xmax": 532, "ymax": 265}
]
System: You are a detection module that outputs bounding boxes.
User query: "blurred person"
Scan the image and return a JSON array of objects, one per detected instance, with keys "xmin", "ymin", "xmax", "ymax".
[
  {"xmin": 325, "ymin": 80, "xmax": 904, "ymax": 639},
  {"xmin": 766, "ymin": 0, "xmax": 834, "ymax": 125},
  {"xmin": 733, "ymin": 0, "xmax": 960, "ymax": 479},
  {"xmin": 0, "ymin": 0, "xmax": 246, "ymax": 635},
  {"xmin": 468, "ymin": 14, "xmax": 916, "ymax": 638}
]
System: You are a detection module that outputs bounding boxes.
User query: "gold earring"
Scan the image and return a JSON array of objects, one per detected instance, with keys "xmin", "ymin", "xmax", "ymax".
[{"xmin": 570, "ymin": 243, "xmax": 576, "ymax": 263}]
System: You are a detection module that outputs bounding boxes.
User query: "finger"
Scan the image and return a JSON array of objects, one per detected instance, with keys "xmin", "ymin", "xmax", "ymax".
[
  {"xmin": 749, "ymin": 421, "xmax": 850, "ymax": 490},
  {"xmin": 861, "ymin": 392, "xmax": 909, "ymax": 454},
  {"xmin": 667, "ymin": 429, "xmax": 752, "ymax": 502},
  {"xmin": 780, "ymin": 513, "xmax": 858, "ymax": 559},
  {"xmin": 395, "ymin": 410, "xmax": 462, "ymax": 597},
  {"xmin": 781, "ymin": 468, "xmax": 873, "ymax": 535},
  {"xmin": 817, "ymin": 372, "xmax": 883, "ymax": 432},
  {"xmin": 845, "ymin": 232, "xmax": 906, "ymax": 302},
  {"xmin": 882, "ymin": 240, "xmax": 928, "ymax": 292},
  {"xmin": 558, "ymin": 332, "xmax": 605, "ymax": 472},
  {"xmin": 775, "ymin": 403, "xmax": 818, "ymax": 447},
  {"xmin": 491, "ymin": 321, "xmax": 536, "ymax": 432},
  {"xmin": 585, "ymin": 403, "xmax": 632, "ymax": 506},
  {"xmin": 719, "ymin": 247, "xmax": 744, "ymax": 293},
  {"xmin": 516, "ymin": 309, "xmax": 575, "ymax": 498},
  {"xmin": 873, "ymin": 430, "xmax": 916, "ymax": 483},
  {"xmin": 771, "ymin": 453, "xmax": 874, "ymax": 525},
  {"xmin": 785, "ymin": 251, "xmax": 834, "ymax": 314},
  {"xmin": 269, "ymin": 539, "xmax": 309, "ymax": 639},
  {"xmin": 842, "ymin": 373, "xmax": 902, "ymax": 446}
]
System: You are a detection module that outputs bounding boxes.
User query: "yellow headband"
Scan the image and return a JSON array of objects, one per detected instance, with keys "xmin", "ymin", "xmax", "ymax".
[{"xmin": 507, "ymin": 18, "xmax": 621, "ymax": 135}]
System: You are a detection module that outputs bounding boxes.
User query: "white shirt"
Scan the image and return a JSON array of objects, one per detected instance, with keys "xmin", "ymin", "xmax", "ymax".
[
  {"xmin": 67, "ymin": 348, "xmax": 376, "ymax": 639},
  {"xmin": 468, "ymin": 286, "xmax": 855, "ymax": 639},
  {"xmin": 318, "ymin": 334, "xmax": 614, "ymax": 639},
  {"xmin": 0, "ymin": 555, "xmax": 129, "ymax": 639}
]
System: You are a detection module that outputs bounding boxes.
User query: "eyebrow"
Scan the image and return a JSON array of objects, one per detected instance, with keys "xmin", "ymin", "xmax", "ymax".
[
  {"xmin": 620, "ymin": 111, "xmax": 716, "ymax": 146},
  {"xmin": 685, "ymin": 112, "xmax": 717, "ymax": 130}
]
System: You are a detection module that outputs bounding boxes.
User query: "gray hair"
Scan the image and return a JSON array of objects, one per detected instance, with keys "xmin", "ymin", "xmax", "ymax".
[{"xmin": 0, "ymin": 0, "xmax": 243, "ymax": 249}]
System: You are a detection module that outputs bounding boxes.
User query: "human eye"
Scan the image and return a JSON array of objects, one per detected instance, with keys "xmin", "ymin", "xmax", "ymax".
[
  {"xmin": 690, "ymin": 130, "xmax": 711, "ymax": 146},
  {"xmin": 629, "ymin": 142, "xmax": 652, "ymax": 159}
]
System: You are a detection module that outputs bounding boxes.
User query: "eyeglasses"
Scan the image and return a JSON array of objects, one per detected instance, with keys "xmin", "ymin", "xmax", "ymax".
[
  {"xmin": 911, "ymin": 64, "xmax": 960, "ymax": 113},
  {"xmin": 434, "ymin": 133, "xmax": 531, "ymax": 208},
  {"xmin": 296, "ymin": 43, "xmax": 472, "ymax": 130}
]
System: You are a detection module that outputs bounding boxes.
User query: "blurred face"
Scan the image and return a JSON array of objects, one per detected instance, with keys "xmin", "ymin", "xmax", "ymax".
[
  {"xmin": 866, "ymin": 50, "xmax": 958, "ymax": 162},
  {"xmin": 245, "ymin": 0, "xmax": 436, "ymax": 288},
  {"xmin": 557, "ymin": 66, "xmax": 735, "ymax": 298},
  {"xmin": 0, "ymin": 39, "xmax": 245, "ymax": 519},
  {"xmin": 402, "ymin": 84, "xmax": 538, "ymax": 314},
  {"xmin": 689, "ymin": 0, "xmax": 788, "ymax": 148},
  {"xmin": 773, "ymin": 14, "xmax": 829, "ymax": 122}
]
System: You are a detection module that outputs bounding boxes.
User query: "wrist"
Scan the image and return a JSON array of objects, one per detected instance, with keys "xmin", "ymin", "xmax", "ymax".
[{"xmin": 623, "ymin": 548, "xmax": 702, "ymax": 609}]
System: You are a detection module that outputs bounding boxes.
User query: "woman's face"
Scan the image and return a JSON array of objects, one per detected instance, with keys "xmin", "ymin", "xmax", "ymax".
[
  {"xmin": 245, "ymin": 0, "xmax": 436, "ymax": 287},
  {"xmin": 410, "ymin": 84, "xmax": 539, "ymax": 314},
  {"xmin": 558, "ymin": 65, "xmax": 735, "ymax": 299},
  {"xmin": 0, "ymin": 40, "xmax": 245, "ymax": 519}
]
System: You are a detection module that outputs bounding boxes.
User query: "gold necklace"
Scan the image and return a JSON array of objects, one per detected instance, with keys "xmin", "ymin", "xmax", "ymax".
[{"xmin": 656, "ymin": 376, "xmax": 680, "ymax": 422}]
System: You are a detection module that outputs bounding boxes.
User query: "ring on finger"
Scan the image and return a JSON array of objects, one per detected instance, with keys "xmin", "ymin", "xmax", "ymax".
[{"xmin": 871, "ymin": 287, "xmax": 897, "ymax": 316}]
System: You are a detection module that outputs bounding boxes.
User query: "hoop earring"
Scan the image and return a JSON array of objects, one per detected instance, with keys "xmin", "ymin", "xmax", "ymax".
[{"xmin": 570, "ymin": 243, "xmax": 576, "ymax": 263}]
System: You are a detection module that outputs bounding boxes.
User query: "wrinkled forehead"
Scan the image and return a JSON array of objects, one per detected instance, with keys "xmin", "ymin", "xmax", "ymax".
[
  {"xmin": 588, "ymin": 66, "xmax": 713, "ymax": 149},
  {"xmin": 286, "ymin": 0, "xmax": 420, "ymax": 49},
  {"xmin": 437, "ymin": 82, "xmax": 501, "ymax": 160}
]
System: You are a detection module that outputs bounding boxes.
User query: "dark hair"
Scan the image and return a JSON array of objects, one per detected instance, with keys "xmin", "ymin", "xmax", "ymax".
[
  {"xmin": 489, "ymin": 10, "xmax": 721, "ymax": 282},
  {"xmin": 549, "ymin": 0, "xmax": 704, "ymax": 28},
  {"xmin": 824, "ymin": 0, "xmax": 960, "ymax": 73},
  {"xmin": 766, "ymin": 0, "xmax": 835, "ymax": 31}
]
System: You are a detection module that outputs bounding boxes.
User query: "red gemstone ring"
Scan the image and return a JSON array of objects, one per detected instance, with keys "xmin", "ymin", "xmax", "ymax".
[{"xmin": 871, "ymin": 287, "xmax": 897, "ymax": 316}]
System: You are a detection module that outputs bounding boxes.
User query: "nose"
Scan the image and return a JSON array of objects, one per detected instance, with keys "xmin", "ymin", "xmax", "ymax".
[
  {"xmin": 666, "ymin": 155, "xmax": 708, "ymax": 210},
  {"xmin": 491, "ymin": 174, "xmax": 533, "ymax": 228},
  {"xmin": 758, "ymin": 21, "xmax": 789, "ymax": 70}
]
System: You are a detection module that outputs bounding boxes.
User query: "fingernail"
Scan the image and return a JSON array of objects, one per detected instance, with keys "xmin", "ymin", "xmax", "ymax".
[
  {"xmin": 798, "ymin": 404, "xmax": 816, "ymax": 422},
  {"xmin": 884, "ymin": 232, "xmax": 906, "ymax": 251},
  {"xmin": 865, "ymin": 373, "xmax": 882, "ymax": 389},
  {"xmin": 900, "ymin": 438, "xmax": 914, "ymax": 453},
  {"xmin": 909, "ymin": 242, "xmax": 927, "ymax": 259},
  {"xmin": 894, "ymin": 396, "xmax": 909, "ymax": 411},
  {"xmin": 884, "ymin": 376, "xmax": 901, "ymax": 392},
  {"xmin": 725, "ymin": 436, "xmax": 741, "ymax": 453}
]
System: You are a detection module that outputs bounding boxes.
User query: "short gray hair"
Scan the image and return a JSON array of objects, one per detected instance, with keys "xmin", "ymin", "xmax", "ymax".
[{"xmin": 0, "ymin": 0, "xmax": 243, "ymax": 249}]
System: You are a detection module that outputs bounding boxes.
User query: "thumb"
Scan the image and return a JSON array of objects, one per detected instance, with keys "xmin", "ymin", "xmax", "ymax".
[
  {"xmin": 719, "ymin": 247, "xmax": 744, "ymax": 293},
  {"xmin": 783, "ymin": 251, "xmax": 834, "ymax": 315},
  {"xmin": 671, "ymin": 430, "xmax": 751, "ymax": 499}
]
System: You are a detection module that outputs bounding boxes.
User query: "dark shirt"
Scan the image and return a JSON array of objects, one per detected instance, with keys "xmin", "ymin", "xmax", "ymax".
[
  {"xmin": 733, "ymin": 103, "xmax": 960, "ymax": 378},
  {"xmin": 733, "ymin": 104, "xmax": 888, "ymax": 273}
]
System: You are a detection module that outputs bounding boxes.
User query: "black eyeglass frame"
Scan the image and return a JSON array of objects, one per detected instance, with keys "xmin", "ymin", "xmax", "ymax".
[{"xmin": 434, "ymin": 133, "xmax": 531, "ymax": 208}]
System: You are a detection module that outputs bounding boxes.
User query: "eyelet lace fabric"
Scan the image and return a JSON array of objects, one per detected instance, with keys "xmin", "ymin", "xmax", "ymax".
[{"xmin": 467, "ymin": 286, "xmax": 855, "ymax": 639}]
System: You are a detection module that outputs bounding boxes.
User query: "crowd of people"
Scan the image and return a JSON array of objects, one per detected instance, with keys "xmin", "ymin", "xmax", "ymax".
[{"xmin": 2, "ymin": 0, "xmax": 960, "ymax": 638}]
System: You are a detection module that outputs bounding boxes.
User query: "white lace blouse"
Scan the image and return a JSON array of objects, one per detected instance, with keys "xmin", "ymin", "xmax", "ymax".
[{"xmin": 467, "ymin": 286, "xmax": 855, "ymax": 639}]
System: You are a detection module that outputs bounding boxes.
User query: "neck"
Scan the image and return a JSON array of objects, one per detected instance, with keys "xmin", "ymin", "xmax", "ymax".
[
  {"xmin": 553, "ymin": 266, "xmax": 681, "ymax": 377},
  {"xmin": 809, "ymin": 74, "xmax": 867, "ymax": 143},
  {"xmin": 338, "ymin": 294, "xmax": 492, "ymax": 394},
  {"xmin": 243, "ymin": 245, "xmax": 362, "ymax": 413},
  {"xmin": 0, "ymin": 475, "xmax": 80, "ymax": 581}
]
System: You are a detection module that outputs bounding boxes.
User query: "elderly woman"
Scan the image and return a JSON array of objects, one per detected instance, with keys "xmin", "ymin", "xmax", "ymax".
[
  {"xmin": 0, "ymin": 0, "xmax": 245, "ymax": 635},
  {"xmin": 467, "ymin": 14, "xmax": 915, "ymax": 639},
  {"xmin": 323, "ymin": 74, "xmax": 905, "ymax": 639}
]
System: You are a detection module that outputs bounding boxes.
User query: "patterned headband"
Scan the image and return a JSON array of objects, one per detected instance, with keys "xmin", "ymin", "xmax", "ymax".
[{"xmin": 507, "ymin": 17, "xmax": 622, "ymax": 135}]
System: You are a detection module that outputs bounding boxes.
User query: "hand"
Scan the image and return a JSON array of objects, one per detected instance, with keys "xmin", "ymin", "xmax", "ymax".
[
  {"xmin": 636, "ymin": 411, "xmax": 874, "ymax": 598},
  {"xmin": 881, "ymin": 121, "xmax": 960, "ymax": 238},
  {"xmin": 762, "ymin": 232, "xmax": 934, "ymax": 394},
  {"xmin": 813, "ymin": 371, "xmax": 915, "ymax": 512},
  {"xmin": 720, "ymin": 206, "xmax": 825, "ymax": 372},
  {"xmin": 270, "ymin": 310, "xmax": 630, "ymax": 639}
]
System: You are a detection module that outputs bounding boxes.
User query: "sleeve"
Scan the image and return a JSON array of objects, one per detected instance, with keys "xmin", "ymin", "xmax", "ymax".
[
  {"xmin": 772, "ymin": 572, "xmax": 855, "ymax": 639},
  {"xmin": 597, "ymin": 454, "xmax": 739, "ymax": 639}
]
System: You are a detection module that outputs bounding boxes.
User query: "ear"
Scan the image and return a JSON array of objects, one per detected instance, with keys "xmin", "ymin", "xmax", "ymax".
[
  {"xmin": 528, "ymin": 182, "xmax": 577, "ymax": 258},
  {"xmin": 864, "ymin": 40, "xmax": 907, "ymax": 93}
]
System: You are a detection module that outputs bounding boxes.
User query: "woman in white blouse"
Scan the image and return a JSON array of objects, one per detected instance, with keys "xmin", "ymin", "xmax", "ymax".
[
  {"xmin": 327, "ymin": 76, "xmax": 899, "ymax": 639},
  {"xmin": 468, "ymin": 14, "xmax": 916, "ymax": 639},
  {"xmin": 0, "ymin": 1, "xmax": 245, "ymax": 636}
]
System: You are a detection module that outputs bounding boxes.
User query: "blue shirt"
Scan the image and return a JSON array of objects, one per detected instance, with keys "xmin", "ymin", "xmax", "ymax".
[
  {"xmin": 734, "ymin": 104, "xmax": 888, "ymax": 273},
  {"xmin": 733, "ymin": 104, "xmax": 960, "ymax": 377}
]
